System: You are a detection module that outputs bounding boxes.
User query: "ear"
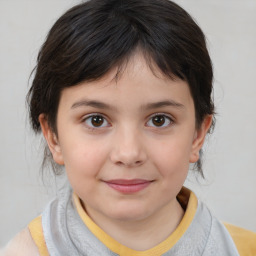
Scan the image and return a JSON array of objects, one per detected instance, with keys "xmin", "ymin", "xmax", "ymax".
[
  {"xmin": 39, "ymin": 114, "xmax": 64, "ymax": 165},
  {"xmin": 189, "ymin": 115, "xmax": 213, "ymax": 163}
]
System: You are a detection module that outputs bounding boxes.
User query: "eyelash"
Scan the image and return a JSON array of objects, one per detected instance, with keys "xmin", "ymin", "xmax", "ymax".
[
  {"xmin": 82, "ymin": 113, "xmax": 174, "ymax": 129},
  {"xmin": 146, "ymin": 113, "xmax": 174, "ymax": 128},
  {"xmin": 82, "ymin": 114, "xmax": 110, "ymax": 130}
]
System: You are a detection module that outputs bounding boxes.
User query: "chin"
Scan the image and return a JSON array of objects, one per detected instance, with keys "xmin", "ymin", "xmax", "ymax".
[{"xmin": 106, "ymin": 205, "xmax": 151, "ymax": 222}]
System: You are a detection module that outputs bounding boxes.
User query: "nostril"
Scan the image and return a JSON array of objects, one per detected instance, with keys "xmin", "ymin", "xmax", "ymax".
[
  {"xmin": 110, "ymin": 145, "xmax": 147, "ymax": 167},
  {"xmin": 116, "ymin": 161, "xmax": 123, "ymax": 166},
  {"xmin": 114, "ymin": 160, "xmax": 143, "ymax": 167}
]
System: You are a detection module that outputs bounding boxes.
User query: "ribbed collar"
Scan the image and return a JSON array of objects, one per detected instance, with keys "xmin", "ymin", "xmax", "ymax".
[{"xmin": 73, "ymin": 187, "xmax": 197, "ymax": 256}]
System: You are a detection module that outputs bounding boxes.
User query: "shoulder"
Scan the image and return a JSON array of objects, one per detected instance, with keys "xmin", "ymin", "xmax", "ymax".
[
  {"xmin": 224, "ymin": 223, "xmax": 256, "ymax": 256},
  {"xmin": 1, "ymin": 228, "xmax": 39, "ymax": 256}
]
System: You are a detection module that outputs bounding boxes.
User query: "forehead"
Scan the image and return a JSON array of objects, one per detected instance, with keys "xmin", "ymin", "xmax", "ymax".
[{"xmin": 58, "ymin": 53, "xmax": 194, "ymax": 111}]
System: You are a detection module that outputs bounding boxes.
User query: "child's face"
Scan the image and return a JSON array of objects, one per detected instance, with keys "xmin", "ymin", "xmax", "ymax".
[{"xmin": 41, "ymin": 53, "xmax": 211, "ymax": 223}]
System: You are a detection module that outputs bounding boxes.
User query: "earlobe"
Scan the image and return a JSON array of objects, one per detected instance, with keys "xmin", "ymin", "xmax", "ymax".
[
  {"xmin": 189, "ymin": 115, "xmax": 212, "ymax": 163},
  {"xmin": 38, "ymin": 114, "xmax": 64, "ymax": 165}
]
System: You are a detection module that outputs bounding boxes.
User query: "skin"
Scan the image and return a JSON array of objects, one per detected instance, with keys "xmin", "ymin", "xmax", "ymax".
[
  {"xmin": 1, "ymin": 229, "xmax": 38, "ymax": 255},
  {"xmin": 9, "ymin": 52, "xmax": 211, "ymax": 253}
]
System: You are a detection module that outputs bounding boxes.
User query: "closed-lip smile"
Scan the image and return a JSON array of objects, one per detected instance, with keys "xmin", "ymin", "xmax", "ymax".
[{"xmin": 104, "ymin": 179, "xmax": 153, "ymax": 194}]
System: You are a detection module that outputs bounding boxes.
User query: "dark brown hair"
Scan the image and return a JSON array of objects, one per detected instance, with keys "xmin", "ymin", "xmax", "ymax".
[{"xmin": 27, "ymin": 0, "xmax": 215, "ymax": 175}]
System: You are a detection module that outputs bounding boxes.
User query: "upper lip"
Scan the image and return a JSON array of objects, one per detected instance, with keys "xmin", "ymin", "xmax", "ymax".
[{"xmin": 104, "ymin": 179, "xmax": 153, "ymax": 185}]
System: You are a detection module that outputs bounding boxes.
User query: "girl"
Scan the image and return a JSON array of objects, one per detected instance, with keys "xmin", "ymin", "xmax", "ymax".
[{"xmin": 3, "ymin": 0, "xmax": 256, "ymax": 255}]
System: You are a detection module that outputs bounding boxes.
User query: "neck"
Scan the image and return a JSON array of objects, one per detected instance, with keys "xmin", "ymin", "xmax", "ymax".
[{"xmin": 84, "ymin": 198, "xmax": 184, "ymax": 251}]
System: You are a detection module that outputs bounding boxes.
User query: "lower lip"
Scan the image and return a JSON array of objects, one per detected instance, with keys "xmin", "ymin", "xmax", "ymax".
[{"xmin": 105, "ymin": 181, "xmax": 152, "ymax": 194}]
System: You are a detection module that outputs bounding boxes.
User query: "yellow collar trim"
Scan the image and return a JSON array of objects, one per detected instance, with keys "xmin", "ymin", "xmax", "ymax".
[{"xmin": 73, "ymin": 187, "xmax": 197, "ymax": 256}]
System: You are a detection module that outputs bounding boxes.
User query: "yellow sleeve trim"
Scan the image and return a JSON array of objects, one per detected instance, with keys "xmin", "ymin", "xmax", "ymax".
[
  {"xmin": 73, "ymin": 187, "xmax": 197, "ymax": 256},
  {"xmin": 224, "ymin": 223, "xmax": 256, "ymax": 256},
  {"xmin": 28, "ymin": 216, "xmax": 49, "ymax": 256}
]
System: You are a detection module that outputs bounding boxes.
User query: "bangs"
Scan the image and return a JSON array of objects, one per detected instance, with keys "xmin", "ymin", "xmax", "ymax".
[{"xmin": 38, "ymin": 0, "xmax": 191, "ymax": 88}]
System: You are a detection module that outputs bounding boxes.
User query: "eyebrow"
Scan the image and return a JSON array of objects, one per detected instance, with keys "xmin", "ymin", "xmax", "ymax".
[
  {"xmin": 71, "ymin": 100, "xmax": 115, "ymax": 110},
  {"xmin": 71, "ymin": 99, "xmax": 184, "ymax": 111},
  {"xmin": 142, "ymin": 100, "xmax": 185, "ymax": 110}
]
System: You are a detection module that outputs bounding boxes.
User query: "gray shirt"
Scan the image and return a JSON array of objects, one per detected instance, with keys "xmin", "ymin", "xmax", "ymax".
[{"xmin": 41, "ymin": 187, "xmax": 239, "ymax": 256}]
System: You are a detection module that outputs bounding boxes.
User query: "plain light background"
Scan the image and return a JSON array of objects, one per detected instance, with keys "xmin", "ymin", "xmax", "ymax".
[{"xmin": 0, "ymin": 0, "xmax": 256, "ymax": 247}]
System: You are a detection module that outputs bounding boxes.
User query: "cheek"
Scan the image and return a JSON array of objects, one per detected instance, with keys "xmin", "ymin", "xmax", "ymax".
[
  {"xmin": 61, "ymin": 140, "xmax": 108, "ymax": 181},
  {"xmin": 150, "ymin": 135, "xmax": 193, "ymax": 178}
]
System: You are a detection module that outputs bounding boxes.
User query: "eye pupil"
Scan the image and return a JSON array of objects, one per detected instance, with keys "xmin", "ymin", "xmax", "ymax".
[
  {"xmin": 152, "ymin": 115, "xmax": 165, "ymax": 126},
  {"xmin": 92, "ymin": 116, "xmax": 104, "ymax": 127}
]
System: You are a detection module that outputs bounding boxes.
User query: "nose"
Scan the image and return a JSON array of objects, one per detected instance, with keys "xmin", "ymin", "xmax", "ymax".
[{"xmin": 109, "ymin": 127, "xmax": 147, "ymax": 167}]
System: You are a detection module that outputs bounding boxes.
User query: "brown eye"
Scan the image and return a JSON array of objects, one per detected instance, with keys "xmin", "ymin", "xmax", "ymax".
[
  {"xmin": 152, "ymin": 115, "xmax": 165, "ymax": 126},
  {"xmin": 85, "ymin": 115, "xmax": 109, "ymax": 128},
  {"xmin": 147, "ymin": 114, "xmax": 172, "ymax": 127},
  {"xmin": 91, "ymin": 115, "xmax": 104, "ymax": 127}
]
